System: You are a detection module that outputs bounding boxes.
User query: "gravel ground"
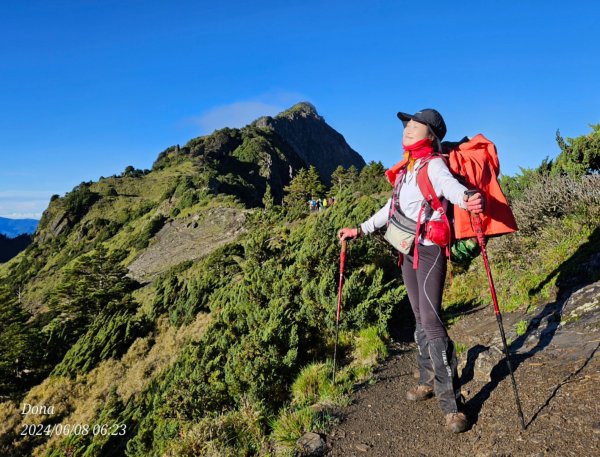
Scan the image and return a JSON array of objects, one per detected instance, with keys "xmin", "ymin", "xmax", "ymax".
[{"xmin": 325, "ymin": 283, "xmax": 600, "ymax": 457}]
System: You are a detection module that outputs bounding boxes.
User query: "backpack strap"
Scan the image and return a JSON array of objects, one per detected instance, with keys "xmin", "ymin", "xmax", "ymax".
[
  {"xmin": 387, "ymin": 166, "xmax": 408, "ymax": 224},
  {"xmin": 413, "ymin": 157, "xmax": 452, "ymax": 269},
  {"xmin": 413, "ymin": 203, "xmax": 427, "ymax": 269}
]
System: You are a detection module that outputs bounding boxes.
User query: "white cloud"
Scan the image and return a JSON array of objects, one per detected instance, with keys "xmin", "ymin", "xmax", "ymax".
[
  {"xmin": 183, "ymin": 90, "xmax": 310, "ymax": 134},
  {"xmin": 0, "ymin": 191, "xmax": 54, "ymax": 219},
  {"xmin": 0, "ymin": 212, "xmax": 43, "ymax": 219},
  {"xmin": 193, "ymin": 101, "xmax": 284, "ymax": 133}
]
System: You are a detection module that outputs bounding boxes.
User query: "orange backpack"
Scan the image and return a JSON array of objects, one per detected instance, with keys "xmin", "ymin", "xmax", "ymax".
[
  {"xmin": 427, "ymin": 134, "xmax": 518, "ymax": 239},
  {"xmin": 385, "ymin": 134, "xmax": 518, "ymax": 263}
]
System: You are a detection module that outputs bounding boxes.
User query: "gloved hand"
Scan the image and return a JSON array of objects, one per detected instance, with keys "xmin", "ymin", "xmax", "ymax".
[
  {"xmin": 465, "ymin": 191, "xmax": 485, "ymax": 214},
  {"xmin": 337, "ymin": 227, "xmax": 361, "ymax": 242}
]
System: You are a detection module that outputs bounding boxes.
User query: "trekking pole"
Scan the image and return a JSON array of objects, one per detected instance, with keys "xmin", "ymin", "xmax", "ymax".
[
  {"xmin": 332, "ymin": 239, "xmax": 348, "ymax": 385},
  {"xmin": 468, "ymin": 202, "xmax": 526, "ymax": 430}
]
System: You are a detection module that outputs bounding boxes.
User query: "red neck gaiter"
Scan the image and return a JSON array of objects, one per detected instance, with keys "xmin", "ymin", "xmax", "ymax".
[
  {"xmin": 386, "ymin": 138, "xmax": 436, "ymax": 183},
  {"xmin": 402, "ymin": 137, "xmax": 434, "ymax": 159}
]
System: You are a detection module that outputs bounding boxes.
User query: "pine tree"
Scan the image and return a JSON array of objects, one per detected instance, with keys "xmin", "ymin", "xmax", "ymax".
[
  {"xmin": 283, "ymin": 166, "xmax": 326, "ymax": 216},
  {"xmin": 47, "ymin": 245, "xmax": 138, "ymax": 343},
  {"xmin": 331, "ymin": 165, "xmax": 347, "ymax": 195},
  {"xmin": 305, "ymin": 165, "xmax": 326, "ymax": 196},
  {"xmin": 0, "ymin": 286, "xmax": 43, "ymax": 394},
  {"xmin": 346, "ymin": 165, "xmax": 360, "ymax": 188},
  {"xmin": 262, "ymin": 183, "xmax": 274, "ymax": 211},
  {"xmin": 359, "ymin": 161, "xmax": 389, "ymax": 195},
  {"xmin": 552, "ymin": 124, "xmax": 600, "ymax": 176}
]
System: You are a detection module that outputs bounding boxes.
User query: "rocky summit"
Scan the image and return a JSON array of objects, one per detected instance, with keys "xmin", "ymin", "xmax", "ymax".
[{"xmin": 254, "ymin": 102, "xmax": 365, "ymax": 185}]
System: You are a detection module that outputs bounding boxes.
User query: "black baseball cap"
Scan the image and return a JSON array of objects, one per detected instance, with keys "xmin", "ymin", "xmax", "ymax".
[{"xmin": 397, "ymin": 108, "xmax": 447, "ymax": 141}]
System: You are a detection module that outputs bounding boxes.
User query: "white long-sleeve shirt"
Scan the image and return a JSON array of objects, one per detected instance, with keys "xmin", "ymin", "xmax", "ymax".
[{"xmin": 360, "ymin": 158, "xmax": 469, "ymax": 245}]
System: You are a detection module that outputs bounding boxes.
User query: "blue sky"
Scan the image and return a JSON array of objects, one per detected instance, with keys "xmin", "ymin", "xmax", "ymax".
[{"xmin": 1, "ymin": 0, "xmax": 599, "ymax": 219}]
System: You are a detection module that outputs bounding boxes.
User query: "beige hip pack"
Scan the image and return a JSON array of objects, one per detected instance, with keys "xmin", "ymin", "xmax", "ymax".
[{"xmin": 384, "ymin": 207, "xmax": 418, "ymax": 254}]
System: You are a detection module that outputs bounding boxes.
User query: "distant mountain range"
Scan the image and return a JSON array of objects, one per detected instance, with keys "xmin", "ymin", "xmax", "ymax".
[{"xmin": 0, "ymin": 216, "xmax": 38, "ymax": 238}]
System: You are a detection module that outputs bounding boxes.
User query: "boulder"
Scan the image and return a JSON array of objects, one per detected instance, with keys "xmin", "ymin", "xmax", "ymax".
[
  {"xmin": 297, "ymin": 431, "xmax": 326, "ymax": 456},
  {"xmin": 473, "ymin": 345, "xmax": 505, "ymax": 383}
]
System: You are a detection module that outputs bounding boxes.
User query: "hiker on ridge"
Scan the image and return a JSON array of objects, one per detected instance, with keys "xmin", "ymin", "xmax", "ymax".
[{"xmin": 337, "ymin": 109, "xmax": 484, "ymax": 434}]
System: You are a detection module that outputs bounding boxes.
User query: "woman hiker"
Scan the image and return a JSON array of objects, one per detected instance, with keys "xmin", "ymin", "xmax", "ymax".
[{"xmin": 337, "ymin": 108, "xmax": 484, "ymax": 433}]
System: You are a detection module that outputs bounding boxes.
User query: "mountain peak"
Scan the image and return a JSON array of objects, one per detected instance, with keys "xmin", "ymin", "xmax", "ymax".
[
  {"xmin": 252, "ymin": 102, "xmax": 364, "ymax": 185},
  {"xmin": 275, "ymin": 102, "xmax": 322, "ymax": 120}
]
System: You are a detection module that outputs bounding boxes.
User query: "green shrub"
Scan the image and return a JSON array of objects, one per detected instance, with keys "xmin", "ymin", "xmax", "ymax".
[
  {"xmin": 351, "ymin": 326, "xmax": 389, "ymax": 366},
  {"xmin": 515, "ymin": 319, "xmax": 528, "ymax": 337},
  {"xmin": 178, "ymin": 189, "xmax": 199, "ymax": 208},
  {"xmin": 44, "ymin": 245, "xmax": 139, "ymax": 355},
  {"xmin": 131, "ymin": 200, "xmax": 157, "ymax": 220},
  {"xmin": 52, "ymin": 311, "xmax": 152, "ymax": 377},
  {"xmin": 291, "ymin": 362, "xmax": 336, "ymax": 407},
  {"xmin": 151, "ymin": 245, "xmax": 243, "ymax": 325},
  {"xmin": 270, "ymin": 406, "xmax": 316, "ymax": 449}
]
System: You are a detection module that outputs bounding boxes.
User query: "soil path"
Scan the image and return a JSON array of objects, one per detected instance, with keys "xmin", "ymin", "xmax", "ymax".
[{"xmin": 325, "ymin": 282, "xmax": 600, "ymax": 457}]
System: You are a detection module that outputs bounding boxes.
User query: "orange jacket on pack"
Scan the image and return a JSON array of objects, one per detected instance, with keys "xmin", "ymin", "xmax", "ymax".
[{"xmin": 384, "ymin": 134, "xmax": 518, "ymax": 239}]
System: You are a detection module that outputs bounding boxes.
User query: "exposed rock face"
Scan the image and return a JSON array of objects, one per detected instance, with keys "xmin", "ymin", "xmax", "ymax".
[
  {"xmin": 253, "ymin": 102, "xmax": 365, "ymax": 185},
  {"xmin": 34, "ymin": 210, "xmax": 71, "ymax": 243},
  {"xmin": 561, "ymin": 280, "xmax": 600, "ymax": 326},
  {"xmin": 453, "ymin": 280, "xmax": 600, "ymax": 383}
]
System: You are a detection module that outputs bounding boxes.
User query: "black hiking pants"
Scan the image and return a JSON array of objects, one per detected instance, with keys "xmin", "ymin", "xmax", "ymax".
[
  {"xmin": 401, "ymin": 243, "xmax": 447, "ymax": 341},
  {"xmin": 401, "ymin": 243, "xmax": 462, "ymax": 414}
]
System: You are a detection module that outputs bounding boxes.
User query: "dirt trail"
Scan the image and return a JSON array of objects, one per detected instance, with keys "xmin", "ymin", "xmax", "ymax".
[{"xmin": 325, "ymin": 282, "xmax": 600, "ymax": 457}]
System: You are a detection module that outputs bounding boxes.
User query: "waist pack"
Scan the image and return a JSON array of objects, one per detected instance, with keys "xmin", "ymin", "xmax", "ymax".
[{"xmin": 384, "ymin": 207, "xmax": 418, "ymax": 254}]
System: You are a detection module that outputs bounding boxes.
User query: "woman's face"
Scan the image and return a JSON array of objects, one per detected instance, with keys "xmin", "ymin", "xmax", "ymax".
[{"xmin": 403, "ymin": 119, "xmax": 432, "ymax": 146}]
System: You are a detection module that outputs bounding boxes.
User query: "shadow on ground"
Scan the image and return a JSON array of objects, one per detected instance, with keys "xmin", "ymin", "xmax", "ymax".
[{"xmin": 463, "ymin": 227, "xmax": 600, "ymax": 428}]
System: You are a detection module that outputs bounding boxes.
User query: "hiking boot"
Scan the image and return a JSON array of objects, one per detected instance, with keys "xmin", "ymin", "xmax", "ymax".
[
  {"xmin": 445, "ymin": 412, "xmax": 469, "ymax": 433},
  {"xmin": 406, "ymin": 384, "xmax": 434, "ymax": 401}
]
